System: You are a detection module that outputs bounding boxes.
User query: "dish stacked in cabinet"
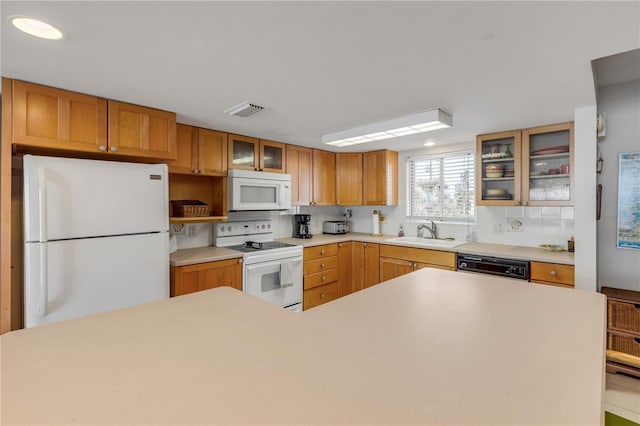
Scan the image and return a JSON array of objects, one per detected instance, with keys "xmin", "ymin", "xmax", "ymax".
[{"xmin": 602, "ymin": 287, "xmax": 640, "ymax": 378}]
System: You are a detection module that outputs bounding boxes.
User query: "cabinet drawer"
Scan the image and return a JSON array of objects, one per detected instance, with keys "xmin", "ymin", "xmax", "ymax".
[
  {"xmin": 304, "ymin": 244, "xmax": 338, "ymax": 261},
  {"xmin": 304, "ymin": 256, "xmax": 338, "ymax": 275},
  {"xmin": 304, "ymin": 268, "xmax": 339, "ymax": 290},
  {"xmin": 304, "ymin": 282, "xmax": 338, "ymax": 310},
  {"xmin": 608, "ymin": 300, "xmax": 640, "ymax": 334},
  {"xmin": 608, "ymin": 332, "xmax": 640, "ymax": 358},
  {"xmin": 530, "ymin": 262, "xmax": 574, "ymax": 286},
  {"xmin": 379, "ymin": 244, "xmax": 456, "ymax": 269}
]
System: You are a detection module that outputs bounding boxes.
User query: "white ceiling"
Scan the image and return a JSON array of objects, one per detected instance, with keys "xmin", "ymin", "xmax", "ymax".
[{"xmin": 1, "ymin": 1, "xmax": 639, "ymax": 152}]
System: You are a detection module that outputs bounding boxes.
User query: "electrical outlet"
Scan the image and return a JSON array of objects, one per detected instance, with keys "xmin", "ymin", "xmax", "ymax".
[
  {"xmin": 507, "ymin": 219, "xmax": 524, "ymax": 232},
  {"xmin": 492, "ymin": 223, "xmax": 504, "ymax": 234},
  {"xmin": 171, "ymin": 224, "xmax": 185, "ymax": 235},
  {"xmin": 188, "ymin": 225, "xmax": 196, "ymax": 238}
]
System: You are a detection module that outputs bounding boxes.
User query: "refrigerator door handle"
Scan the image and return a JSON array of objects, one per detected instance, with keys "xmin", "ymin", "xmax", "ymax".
[
  {"xmin": 38, "ymin": 244, "xmax": 48, "ymax": 316},
  {"xmin": 38, "ymin": 167, "xmax": 47, "ymax": 243},
  {"xmin": 38, "ymin": 167, "xmax": 48, "ymax": 316}
]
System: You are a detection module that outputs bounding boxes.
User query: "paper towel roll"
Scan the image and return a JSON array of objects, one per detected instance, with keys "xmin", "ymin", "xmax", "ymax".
[{"xmin": 372, "ymin": 210, "xmax": 380, "ymax": 235}]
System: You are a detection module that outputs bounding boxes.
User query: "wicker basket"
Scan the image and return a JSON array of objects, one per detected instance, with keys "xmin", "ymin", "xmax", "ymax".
[{"xmin": 171, "ymin": 200, "xmax": 210, "ymax": 217}]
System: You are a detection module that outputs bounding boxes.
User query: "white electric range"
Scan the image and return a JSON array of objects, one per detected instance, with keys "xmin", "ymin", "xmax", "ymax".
[{"xmin": 214, "ymin": 221, "xmax": 303, "ymax": 312}]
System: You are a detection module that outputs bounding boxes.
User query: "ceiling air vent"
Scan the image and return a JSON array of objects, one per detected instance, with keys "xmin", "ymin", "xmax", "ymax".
[{"xmin": 224, "ymin": 101, "xmax": 264, "ymax": 118}]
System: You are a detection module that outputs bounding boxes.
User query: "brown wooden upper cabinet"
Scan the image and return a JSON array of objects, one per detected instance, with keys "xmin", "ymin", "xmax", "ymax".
[
  {"xmin": 11, "ymin": 80, "xmax": 177, "ymax": 161},
  {"xmin": 287, "ymin": 145, "xmax": 312, "ymax": 206},
  {"xmin": 108, "ymin": 100, "xmax": 177, "ymax": 160},
  {"xmin": 312, "ymin": 149, "xmax": 337, "ymax": 205},
  {"xmin": 363, "ymin": 149, "xmax": 398, "ymax": 206},
  {"xmin": 228, "ymin": 134, "xmax": 286, "ymax": 173},
  {"xmin": 336, "ymin": 152, "xmax": 363, "ymax": 205},
  {"xmin": 476, "ymin": 122, "xmax": 573, "ymax": 207},
  {"xmin": 12, "ymin": 80, "xmax": 108, "ymax": 153},
  {"xmin": 170, "ymin": 124, "xmax": 227, "ymax": 176}
]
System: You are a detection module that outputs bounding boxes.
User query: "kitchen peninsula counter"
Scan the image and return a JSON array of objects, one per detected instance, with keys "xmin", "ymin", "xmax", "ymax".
[{"xmin": 1, "ymin": 268, "xmax": 604, "ymax": 425}]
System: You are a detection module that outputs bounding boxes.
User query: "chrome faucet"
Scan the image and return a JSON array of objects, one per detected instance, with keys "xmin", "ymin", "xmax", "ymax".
[{"xmin": 417, "ymin": 221, "xmax": 437, "ymax": 239}]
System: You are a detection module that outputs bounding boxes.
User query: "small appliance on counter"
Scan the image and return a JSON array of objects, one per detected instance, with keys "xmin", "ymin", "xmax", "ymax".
[
  {"xmin": 323, "ymin": 220, "xmax": 348, "ymax": 235},
  {"xmin": 293, "ymin": 214, "xmax": 312, "ymax": 239}
]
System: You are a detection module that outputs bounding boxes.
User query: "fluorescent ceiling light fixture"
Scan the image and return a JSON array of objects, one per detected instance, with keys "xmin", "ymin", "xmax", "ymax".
[
  {"xmin": 11, "ymin": 16, "xmax": 63, "ymax": 40},
  {"xmin": 322, "ymin": 109, "xmax": 452, "ymax": 146}
]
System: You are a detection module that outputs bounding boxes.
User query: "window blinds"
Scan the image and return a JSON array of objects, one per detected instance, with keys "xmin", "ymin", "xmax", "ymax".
[{"xmin": 406, "ymin": 152, "xmax": 475, "ymax": 222}]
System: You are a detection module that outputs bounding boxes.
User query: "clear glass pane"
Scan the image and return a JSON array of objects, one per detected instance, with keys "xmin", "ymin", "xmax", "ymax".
[
  {"xmin": 263, "ymin": 145, "xmax": 283, "ymax": 169},
  {"xmin": 528, "ymin": 130, "xmax": 570, "ymax": 201},
  {"xmin": 232, "ymin": 140, "xmax": 255, "ymax": 167},
  {"xmin": 481, "ymin": 137, "xmax": 515, "ymax": 201}
]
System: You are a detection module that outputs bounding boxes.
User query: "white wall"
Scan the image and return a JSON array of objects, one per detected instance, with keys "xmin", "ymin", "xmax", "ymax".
[
  {"xmin": 573, "ymin": 105, "xmax": 598, "ymax": 292},
  {"xmin": 596, "ymin": 80, "xmax": 640, "ymax": 291}
]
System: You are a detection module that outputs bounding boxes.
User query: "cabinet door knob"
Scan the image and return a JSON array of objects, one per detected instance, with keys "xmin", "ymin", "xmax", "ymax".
[
  {"xmin": 320, "ymin": 293, "xmax": 325, "ymax": 300},
  {"xmin": 320, "ymin": 250, "xmax": 325, "ymax": 255},
  {"xmin": 320, "ymin": 263, "xmax": 325, "ymax": 268},
  {"xmin": 550, "ymin": 270, "xmax": 557, "ymax": 276},
  {"xmin": 110, "ymin": 146, "xmax": 119, "ymax": 153},
  {"xmin": 339, "ymin": 243, "xmax": 343, "ymax": 248},
  {"xmin": 98, "ymin": 145, "xmax": 107, "ymax": 152},
  {"xmin": 321, "ymin": 276, "xmax": 326, "ymax": 281},
  {"xmin": 364, "ymin": 243, "xmax": 367, "ymax": 247},
  {"xmin": 382, "ymin": 202, "xmax": 386, "ymax": 205}
]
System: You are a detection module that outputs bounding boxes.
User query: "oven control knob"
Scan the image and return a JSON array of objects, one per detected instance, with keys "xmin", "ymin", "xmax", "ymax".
[{"xmin": 460, "ymin": 262, "xmax": 467, "ymax": 268}]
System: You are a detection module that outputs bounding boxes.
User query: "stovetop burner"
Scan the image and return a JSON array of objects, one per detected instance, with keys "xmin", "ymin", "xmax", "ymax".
[{"xmin": 226, "ymin": 240, "xmax": 298, "ymax": 253}]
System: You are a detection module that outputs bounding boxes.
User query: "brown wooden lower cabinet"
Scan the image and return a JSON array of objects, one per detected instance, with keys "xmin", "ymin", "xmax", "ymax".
[
  {"xmin": 303, "ymin": 243, "xmax": 339, "ymax": 310},
  {"xmin": 353, "ymin": 242, "xmax": 380, "ymax": 289},
  {"xmin": 337, "ymin": 242, "xmax": 353, "ymax": 297},
  {"xmin": 530, "ymin": 261, "xmax": 574, "ymax": 288},
  {"xmin": 170, "ymin": 258, "xmax": 242, "ymax": 297},
  {"xmin": 378, "ymin": 245, "xmax": 456, "ymax": 282}
]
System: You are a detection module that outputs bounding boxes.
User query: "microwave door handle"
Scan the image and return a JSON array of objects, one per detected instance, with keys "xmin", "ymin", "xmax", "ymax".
[{"xmin": 279, "ymin": 184, "xmax": 284, "ymax": 206}]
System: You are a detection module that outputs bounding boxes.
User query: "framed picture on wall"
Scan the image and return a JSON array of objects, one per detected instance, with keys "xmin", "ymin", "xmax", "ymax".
[{"xmin": 617, "ymin": 152, "xmax": 640, "ymax": 250}]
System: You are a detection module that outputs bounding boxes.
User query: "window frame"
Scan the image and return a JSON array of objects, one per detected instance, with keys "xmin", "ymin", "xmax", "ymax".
[{"xmin": 405, "ymin": 150, "xmax": 476, "ymax": 224}]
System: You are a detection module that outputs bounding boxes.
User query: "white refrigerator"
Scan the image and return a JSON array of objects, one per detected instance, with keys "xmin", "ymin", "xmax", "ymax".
[{"xmin": 23, "ymin": 155, "xmax": 170, "ymax": 328}]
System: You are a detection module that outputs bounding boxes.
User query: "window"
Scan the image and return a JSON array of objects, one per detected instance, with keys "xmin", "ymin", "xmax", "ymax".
[{"xmin": 406, "ymin": 152, "xmax": 475, "ymax": 222}]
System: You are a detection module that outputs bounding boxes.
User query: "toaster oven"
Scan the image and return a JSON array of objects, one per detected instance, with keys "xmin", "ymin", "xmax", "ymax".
[{"xmin": 322, "ymin": 221, "xmax": 348, "ymax": 235}]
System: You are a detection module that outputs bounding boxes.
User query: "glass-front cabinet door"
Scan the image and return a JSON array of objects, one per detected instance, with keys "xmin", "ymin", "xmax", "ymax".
[
  {"xmin": 259, "ymin": 139, "xmax": 286, "ymax": 173},
  {"xmin": 476, "ymin": 130, "xmax": 522, "ymax": 206},
  {"xmin": 522, "ymin": 123, "xmax": 573, "ymax": 206},
  {"xmin": 228, "ymin": 134, "xmax": 259, "ymax": 171}
]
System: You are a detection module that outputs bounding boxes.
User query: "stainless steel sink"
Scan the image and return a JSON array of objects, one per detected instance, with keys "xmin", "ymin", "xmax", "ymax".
[{"xmin": 385, "ymin": 237, "xmax": 466, "ymax": 248}]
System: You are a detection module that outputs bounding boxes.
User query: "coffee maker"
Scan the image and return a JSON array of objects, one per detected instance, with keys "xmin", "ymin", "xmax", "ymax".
[{"xmin": 293, "ymin": 214, "xmax": 312, "ymax": 239}]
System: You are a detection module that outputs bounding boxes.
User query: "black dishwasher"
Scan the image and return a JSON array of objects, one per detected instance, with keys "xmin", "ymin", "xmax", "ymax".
[{"xmin": 457, "ymin": 253, "xmax": 529, "ymax": 280}]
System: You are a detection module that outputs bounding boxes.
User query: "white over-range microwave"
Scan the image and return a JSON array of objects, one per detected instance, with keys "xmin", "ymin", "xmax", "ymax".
[{"xmin": 228, "ymin": 169, "xmax": 292, "ymax": 211}]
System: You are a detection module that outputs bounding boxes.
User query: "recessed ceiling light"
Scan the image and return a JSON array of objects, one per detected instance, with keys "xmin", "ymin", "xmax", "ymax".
[
  {"xmin": 11, "ymin": 16, "xmax": 63, "ymax": 40},
  {"xmin": 424, "ymin": 141, "xmax": 436, "ymax": 147}
]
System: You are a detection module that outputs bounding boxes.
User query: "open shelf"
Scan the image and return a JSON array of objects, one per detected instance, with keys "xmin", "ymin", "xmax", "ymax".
[
  {"xmin": 529, "ymin": 173, "xmax": 570, "ymax": 180},
  {"xmin": 169, "ymin": 216, "xmax": 228, "ymax": 224}
]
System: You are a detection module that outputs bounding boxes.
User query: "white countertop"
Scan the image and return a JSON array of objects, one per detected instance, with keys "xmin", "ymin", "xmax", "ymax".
[
  {"xmin": 169, "ymin": 246, "xmax": 243, "ymax": 266},
  {"xmin": 170, "ymin": 233, "xmax": 575, "ymax": 266},
  {"xmin": 0, "ymin": 268, "xmax": 605, "ymax": 425}
]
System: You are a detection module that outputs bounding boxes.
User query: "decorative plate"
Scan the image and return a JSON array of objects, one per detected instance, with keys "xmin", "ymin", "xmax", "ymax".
[{"xmin": 531, "ymin": 145, "xmax": 570, "ymax": 156}]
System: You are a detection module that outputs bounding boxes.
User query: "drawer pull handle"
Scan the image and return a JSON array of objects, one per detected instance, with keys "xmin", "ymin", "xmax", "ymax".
[
  {"xmin": 339, "ymin": 243, "xmax": 343, "ymax": 247},
  {"xmin": 321, "ymin": 276, "xmax": 326, "ymax": 281},
  {"xmin": 320, "ymin": 293, "xmax": 325, "ymax": 299},
  {"xmin": 550, "ymin": 270, "xmax": 557, "ymax": 276},
  {"xmin": 320, "ymin": 250, "xmax": 325, "ymax": 255},
  {"xmin": 320, "ymin": 263, "xmax": 325, "ymax": 268}
]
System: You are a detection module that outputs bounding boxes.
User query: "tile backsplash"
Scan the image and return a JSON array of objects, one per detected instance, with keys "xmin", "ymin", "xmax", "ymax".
[{"xmin": 173, "ymin": 205, "xmax": 575, "ymax": 251}]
